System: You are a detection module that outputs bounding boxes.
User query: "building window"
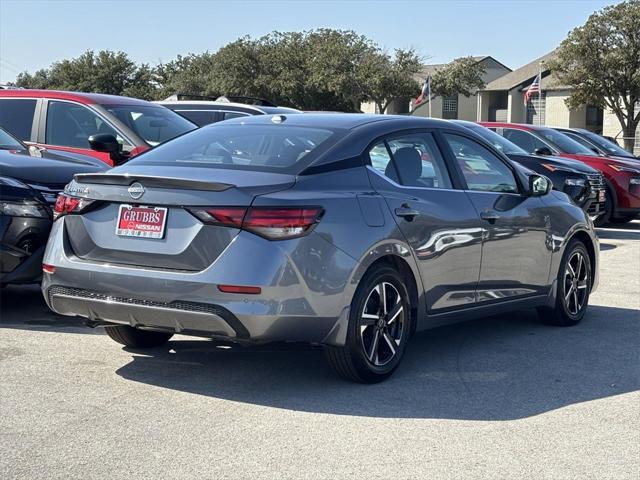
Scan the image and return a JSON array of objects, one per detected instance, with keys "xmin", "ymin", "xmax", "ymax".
[
  {"xmin": 442, "ymin": 95, "xmax": 458, "ymax": 120},
  {"xmin": 526, "ymin": 92, "xmax": 546, "ymax": 125},
  {"xmin": 586, "ymin": 105, "xmax": 604, "ymax": 133}
]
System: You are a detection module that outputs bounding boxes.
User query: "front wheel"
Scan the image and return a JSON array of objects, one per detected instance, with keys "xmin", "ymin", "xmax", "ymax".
[
  {"xmin": 538, "ymin": 239, "xmax": 592, "ymax": 326},
  {"xmin": 325, "ymin": 264, "xmax": 412, "ymax": 383}
]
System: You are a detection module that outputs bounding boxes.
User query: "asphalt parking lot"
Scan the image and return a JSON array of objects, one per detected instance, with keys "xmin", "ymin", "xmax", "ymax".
[{"xmin": 1, "ymin": 222, "xmax": 638, "ymax": 480}]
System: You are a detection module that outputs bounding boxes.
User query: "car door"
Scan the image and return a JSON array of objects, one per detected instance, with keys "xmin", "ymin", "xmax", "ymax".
[
  {"xmin": 440, "ymin": 132, "xmax": 552, "ymax": 301},
  {"xmin": 365, "ymin": 130, "xmax": 484, "ymax": 312},
  {"xmin": 37, "ymin": 99, "xmax": 131, "ymax": 165}
]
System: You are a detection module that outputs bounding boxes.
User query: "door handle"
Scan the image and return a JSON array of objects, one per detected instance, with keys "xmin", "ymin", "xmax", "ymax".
[
  {"xmin": 395, "ymin": 205, "xmax": 420, "ymax": 220},
  {"xmin": 480, "ymin": 210, "xmax": 500, "ymax": 223}
]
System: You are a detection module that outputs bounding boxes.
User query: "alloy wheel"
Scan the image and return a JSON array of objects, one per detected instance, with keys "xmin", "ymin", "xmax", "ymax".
[
  {"xmin": 564, "ymin": 251, "xmax": 589, "ymax": 316},
  {"xmin": 359, "ymin": 281, "xmax": 405, "ymax": 367}
]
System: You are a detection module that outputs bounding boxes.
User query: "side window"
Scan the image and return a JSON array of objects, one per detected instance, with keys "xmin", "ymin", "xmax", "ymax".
[
  {"xmin": 175, "ymin": 110, "xmax": 217, "ymax": 126},
  {"xmin": 443, "ymin": 133, "xmax": 519, "ymax": 194},
  {"xmin": 223, "ymin": 112, "xmax": 249, "ymax": 120},
  {"xmin": 0, "ymin": 99, "xmax": 37, "ymax": 141},
  {"xmin": 46, "ymin": 101, "xmax": 121, "ymax": 149},
  {"xmin": 368, "ymin": 132, "xmax": 452, "ymax": 189},
  {"xmin": 503, "ymin": 129, "xmax": 546, "ymax": 153}
]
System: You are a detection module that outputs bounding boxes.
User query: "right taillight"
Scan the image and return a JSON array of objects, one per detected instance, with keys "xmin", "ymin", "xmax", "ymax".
[
  {"xmin": 189, "ymin": 206, "xmax": 324, "ymax": 240},
  {"xmin": 53, "ymin": 193, "xmax": 93, "ymax": 220}
]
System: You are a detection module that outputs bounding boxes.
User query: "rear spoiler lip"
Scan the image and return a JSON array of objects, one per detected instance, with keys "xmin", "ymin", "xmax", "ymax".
[{"xmin": 73, "ymin": 173, "xmax": 233, "ymax": 192}]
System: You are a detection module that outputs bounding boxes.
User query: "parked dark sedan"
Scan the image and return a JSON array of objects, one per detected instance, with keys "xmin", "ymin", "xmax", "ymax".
[
  {"xmin": 0, "ymin": 127, "xmax": 106, "ymax": 285},
  {"xmin": 453, "ymin": 121, "xmax": 606, "ymax": 218},
  {"xmin": 42, "ymin": 114, "xmax": 598, "ymax": 383}
]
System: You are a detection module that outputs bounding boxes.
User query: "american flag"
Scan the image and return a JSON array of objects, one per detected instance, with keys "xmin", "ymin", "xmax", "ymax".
[
  {"xmin": 524, "ymin": 74, "xmax": 541, "ymax": 105},
  {"xmin": 415, "ymin": 77, "xmax": 430, "ymax": 106}
]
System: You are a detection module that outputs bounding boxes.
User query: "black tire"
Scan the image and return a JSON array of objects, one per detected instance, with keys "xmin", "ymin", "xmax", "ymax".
[
  {"xmin": 104, "ymin": 325, "xmax": 173, "ymax": 348},
  {"xmin": 593, "ymin": 189, "xmax": 613, "ymax": 227},
  {"xmin": 537, "ymin": 239, "xmax": 592, "ymax": 326},
  {"xmin": 325, "ymin": 264, "xmax": 413, "ymax": 383}
]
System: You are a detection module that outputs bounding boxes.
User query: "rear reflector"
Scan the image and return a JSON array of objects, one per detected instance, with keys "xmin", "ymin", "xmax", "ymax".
[
  {"xmin": 42, "ymin": 264, "xmax": 56, "ymax": 274},
  {"xmin": 218, "ymin": 285, "xmax": 261, "ymax": 294},
  {"xmin": 189, "ymin": 206, "xmax": 323, "ymax": 240}
]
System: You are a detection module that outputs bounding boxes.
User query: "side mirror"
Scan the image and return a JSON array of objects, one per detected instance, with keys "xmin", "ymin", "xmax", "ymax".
[
  {"xmin": 534, "ymin": 146, "xmax": 553, "ymax": 156},
  {"xmin": 529, "ymin": 174, "xmax": 552, "ymax": 196},
  {"xmin": 88, "ymin": 134, "xmax": 128, "ymax": 165}
]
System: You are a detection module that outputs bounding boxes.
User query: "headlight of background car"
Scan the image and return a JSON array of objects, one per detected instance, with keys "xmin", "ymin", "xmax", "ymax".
[
  {"xmin": 0, "ymin": 201, "xmax": 49, "ymax": 218},
  {"xmin": 629, "ymin": 177, "xmax": 640, "ymax": 185},
  {"xmin": 564, "ymin": 178, "xmax": 586, "ymax": 187},
  {"xmin": 609, "ymin": 164, "xmax": 640, "ymax": 174}
]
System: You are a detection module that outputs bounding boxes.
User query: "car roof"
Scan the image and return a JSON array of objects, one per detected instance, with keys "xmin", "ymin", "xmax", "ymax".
[
  {"xmin": 481, "ymin": 122, "xmax": 561, "ymax": 132},
  {"xmin": 156, "ymin": 100, "xmax": 300, "ymax": 114},
  {"xmin": 0, "ymin": 89, "xmax": 153, "ymax": 106},
  {"xmin": 216, "ymin": 112, "xmax": 456, "ymax": 130}
]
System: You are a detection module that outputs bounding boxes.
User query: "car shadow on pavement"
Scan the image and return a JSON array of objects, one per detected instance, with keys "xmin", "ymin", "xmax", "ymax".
[
  {"xmin": 0, "ymin": 284, "xmax": 93, "ymax": 332},
  {"xmin": 115, "ymin": 304, "xmax": 639, "ymax": 420}
]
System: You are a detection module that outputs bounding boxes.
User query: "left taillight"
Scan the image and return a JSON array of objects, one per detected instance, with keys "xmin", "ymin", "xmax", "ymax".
[
  {"xmin": 53, "ymin": 193, "xmax": 93, "ymax": 221},
  {"xmin": 189, "ymin": 206, "xmax": 324, "ymax": 240}
]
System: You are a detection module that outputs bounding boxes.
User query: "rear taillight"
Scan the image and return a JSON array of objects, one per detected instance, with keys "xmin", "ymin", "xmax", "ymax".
[
  {"xmin": 189, "ymin": 206, "xmax": 324, "ymax": 240},
  {"xmin": 53, "ymin": 193, "xmax": 93, "ymax": 220}
]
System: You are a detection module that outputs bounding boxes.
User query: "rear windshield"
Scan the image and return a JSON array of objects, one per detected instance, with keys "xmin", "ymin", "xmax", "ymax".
[
  {"xmin": 102, "ymin": 105, "xmax": 196, "ymax": 146},
  {"xmin": 537, "ymin": 128, "xmax": 594, "ymax": 155},
  {"xmin": 128, "ymin": 123, "xmax": 341, "ymax": 174}
]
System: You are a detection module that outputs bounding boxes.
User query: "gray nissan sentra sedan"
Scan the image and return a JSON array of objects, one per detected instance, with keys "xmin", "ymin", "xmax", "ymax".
[{"xmin": 42, "ymin": 114, "xmax": 598, "ymax": 383}]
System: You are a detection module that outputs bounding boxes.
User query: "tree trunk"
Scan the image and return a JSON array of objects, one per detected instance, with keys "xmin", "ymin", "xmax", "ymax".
[
  {"xmin": 622, "ymin": 123, "xmax": 636, "ymax": 154},
  {"xmin": 376, "ymin": 102, "xmax": 386, "ymax": 114}
]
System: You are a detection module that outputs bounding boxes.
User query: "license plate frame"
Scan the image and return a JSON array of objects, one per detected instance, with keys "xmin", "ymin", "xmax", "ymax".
[{"xmin": 116, "ymin": 204, "xmax": 168, "ymax": 239}]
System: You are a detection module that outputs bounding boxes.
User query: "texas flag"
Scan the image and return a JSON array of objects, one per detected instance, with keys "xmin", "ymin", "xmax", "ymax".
[{"xmin": 415, "ymin": 77, "xmax": 430, "ymax": 106}]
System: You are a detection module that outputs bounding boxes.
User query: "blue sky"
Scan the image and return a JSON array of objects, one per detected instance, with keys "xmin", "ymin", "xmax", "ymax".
[{"xmin": 0, "ymin": 0, "xmax": 619, "ymax": 83}]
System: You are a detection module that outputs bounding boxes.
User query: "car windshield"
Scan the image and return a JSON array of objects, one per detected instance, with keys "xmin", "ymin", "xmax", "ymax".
[
  {"xmin": 462, "ymin": 124, "xmax": 527, "ymax": 155},
  {"xmin": 102, "ymin": 105, "xmax": 196, "ymax": 146},
  {"xmin": 0, "ymin": 127, "xmax": 24, "ymax": 150},
  {"xmin": 128, "ymin": 123, "xmax": 341, "ymax": 174},
  {"xmin": 537, "ymin": 128, "xmax": 594, "ymax": 155},
  {"xmin": 582, "ymin": 131, "xmax": 634, "ymax": 157}
]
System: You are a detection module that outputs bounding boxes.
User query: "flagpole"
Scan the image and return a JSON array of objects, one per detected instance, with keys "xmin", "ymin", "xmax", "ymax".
[
  {"xmin": 538, "ymin": 62, "xmax": 543, "ymax": 126},
  {"xmin": 428, "ymin": 76, "xmax": 432, "ymax": 118}
]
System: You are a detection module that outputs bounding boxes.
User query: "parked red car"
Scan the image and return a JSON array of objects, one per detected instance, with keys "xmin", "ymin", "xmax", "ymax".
[
  {"xmin": 0, "ymin": 90, "xmax": 196, "ymax": 166},
  {"xmin": 480, "ymin": 122, "xmax": 640, "ymax": 224}
]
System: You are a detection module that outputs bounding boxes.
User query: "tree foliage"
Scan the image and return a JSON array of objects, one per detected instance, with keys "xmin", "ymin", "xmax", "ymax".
[
  {"xmin": 16, "ymin": 50, "xmax": 157, "ymax": 100},
  {"xmin": 430, "ymin": 56, "xmax": 487, "ymax": 98},
  {"xmin": 13, "ymin": 29, "xmax": 492, "ymax": 114},
  {"xmin": 548, "ymin": 0, "xmax": 640, "ymax": 151}
]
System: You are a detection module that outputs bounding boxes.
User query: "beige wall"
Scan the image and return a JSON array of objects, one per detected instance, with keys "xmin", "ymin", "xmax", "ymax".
[
  {"xmin": 507, "ymin": 90, "xmax": 525, "ymax": 123},
  {"xmin": 456, "ymin": 94, "xmax": 478, "ymax": 121},
  {"xmin": 603, "ymin": 108, "xmax": 640, "ymax": 154},
  {"xmin": 545, "ymin": 90, "xmax": 587, "ymax": 128}
]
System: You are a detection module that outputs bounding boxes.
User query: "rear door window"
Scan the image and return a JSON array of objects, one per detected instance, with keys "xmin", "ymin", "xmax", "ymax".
[
  {"xmin": 0, "ymin": 99, "xmax": 37, "ymax": 141},
  {"xmin": 502, "ymin": 128, "xmax": 547, "ymax": 153}
]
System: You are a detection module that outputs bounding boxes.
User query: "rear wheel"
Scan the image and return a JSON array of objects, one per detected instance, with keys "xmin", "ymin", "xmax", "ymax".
[
  {"xmin": 325, "ymin": 264, "xmax": 412, "ymax": 383},
  {"xmin": 537, "ymin": 239, "xmax": 591, "ymax": 326},
  {"xmin": 104, "ymin": 325, "xmax": 173, "ymax": 348}
]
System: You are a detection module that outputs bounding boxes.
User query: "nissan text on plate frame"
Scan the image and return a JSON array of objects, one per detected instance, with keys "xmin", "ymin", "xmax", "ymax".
[{"xmin": 41, "ymin": 114, "xmax": 599, "ymax": 383}]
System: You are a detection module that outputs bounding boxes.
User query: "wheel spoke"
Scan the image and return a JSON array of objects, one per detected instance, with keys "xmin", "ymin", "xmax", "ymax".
[
  {"xmin": 572, "ymin": 290, "xmax": 579, "ymax": 313},
  {"xmin": 577, "ymin": 280, "xmax": 588, "ymax": 290},
  {"xmin": 566, "ymin": 262, "xmax": 576, "ymax": 278},
  {"xmin": 383, "ymin": 332, "xmax": 397, "ymax": 355},
  {"xmin": 565, "ymin": 284, "xmax": 574, "ymax": 302},
  {"xmin": 381, "ymin": 283, "xmax": 388, "ymax": 315},
  {"xmin": 387, "ymin": 302, "xmax": 403, "ymax": 325},
  {"xmin": 368, "ymin": 329, "xmax": 380, "ymax": 362},
  {"xmin": 361, "ymin": 313, "xmax": 378, "ymax": 325},
  {"xmin": 576, "ymin": 254, "xmax": 583, "ymax": 279}
]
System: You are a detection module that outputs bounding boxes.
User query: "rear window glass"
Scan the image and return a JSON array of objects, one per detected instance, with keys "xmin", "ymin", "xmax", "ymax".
[
  {"xmin": 128, "ymin": 124, "xmax": 341, "ymax": 174},
  {"xmin": 0, "ymin": 99, "xmax": 36, "ymax": 141}
]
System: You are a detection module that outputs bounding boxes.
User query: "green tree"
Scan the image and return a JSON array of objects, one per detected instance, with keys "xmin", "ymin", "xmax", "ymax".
[
  {"xmin": 15, "ymin": 50, "xmax": 157, "ymax": 99},
  {"xmin": 430, "ymin": 56, "xmax": 486, "ymax": 98},
  {"xmin": 548, "ymin": 0, "xmax": 640, "ymax": 152},
  {"xmin": 155, "ymin": 52, "xmax": 218, "ymax": 99},
  {"xmin": 361, "ymin": 48, "xmax": 422, "ymax": 113}
]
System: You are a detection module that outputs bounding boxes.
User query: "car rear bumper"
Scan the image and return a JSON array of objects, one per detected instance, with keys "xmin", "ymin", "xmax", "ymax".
[{"xmin": 41, "ymin": 220, "xmax": 357, "ymax": 345}]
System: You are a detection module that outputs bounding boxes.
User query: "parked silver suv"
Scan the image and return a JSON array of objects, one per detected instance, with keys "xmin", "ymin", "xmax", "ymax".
[{"xmin": 42, "ymin": 114, "xmax": 598, "ymax": 382}]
